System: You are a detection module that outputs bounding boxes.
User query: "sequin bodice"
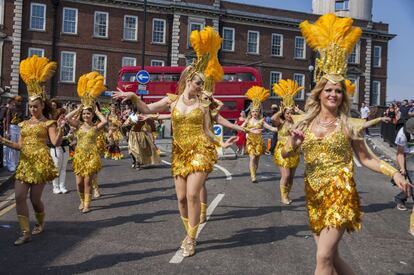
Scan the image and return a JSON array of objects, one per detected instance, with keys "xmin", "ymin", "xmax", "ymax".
[
  {"xmin": 20, "ymin": 121, "xmax": 51, "ymax": 147},
  {"xmin": 301, "ymin": 127, "xmax": 353, "ymax": 189},
  {"xmin": 76, "ymin": 127, "xmax": 98, "ymax": 150},
  {"xmin": 172, "ymin": 107, "xmax": 207, "ymax": 148},
  {"xmin": 278, "ymin": 123, "xmax": 292, "ymax": 143}
]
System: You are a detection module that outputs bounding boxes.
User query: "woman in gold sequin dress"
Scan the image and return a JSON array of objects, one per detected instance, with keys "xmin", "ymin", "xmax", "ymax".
[
  {"xmin": 105, "ymin": 104, "xmax": 124, "ymax": 160},
  {"xmin": 0, "ymin": 56, "xmax": 65, "ymax": 246},
  {"xmin": 271, "ymin": 79, "xmax": 303, "ymax": 204},
  {"xmin": 281, "ymin": 14, "xmax": 410, "ymax": 274},
  {"xmin": 66, "ymin": 72, "xmax": 107, "ymax": 213},
  {"xmin": 242, "ymin": 86, "xmax": 278, "ymax": 183}
]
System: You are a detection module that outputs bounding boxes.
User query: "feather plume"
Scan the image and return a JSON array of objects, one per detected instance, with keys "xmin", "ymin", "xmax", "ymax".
[
  {"xmin": 245, "ymin": 86, "xmax": 270, "ymax": 103},
  {"xmin": 77, "ymin": 71, "xmax": 106, "ymax": 99},
  {"xmin": 345, "ymin": 79, "xmax": 356, "ymax": 96},
  {"xmin": 272, "ymin": 79, "xmax": 303, "ymax": 98}
]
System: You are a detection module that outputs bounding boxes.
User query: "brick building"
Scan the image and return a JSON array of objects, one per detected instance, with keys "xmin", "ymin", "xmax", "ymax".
[{"xmin": 1, "ymin": 0, "xmax": 394, "ymax": 109}]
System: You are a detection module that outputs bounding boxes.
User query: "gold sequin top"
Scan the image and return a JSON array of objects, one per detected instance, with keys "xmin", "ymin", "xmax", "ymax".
[
  {"xmin": 170, "ymin": 99, "xmax": 217, "ymax": 178},
  {"xmin": 15, "ymin": 120, "xmax": 58, "ymax": 184},
  {"xmin": 245, "ymin": 118, "xmax": 265, "ymax": 156},
  {"xmin": 274, "ymin": 122, "xmax": 299, "ymax": 168},
  {"xmin": 108, "ymin": 114, "xmax": 123, "ymax": 142},
  {"xmin": 301, "ymin": 125, "xmax": 361, "ymax": 234},
  {"xmin": 72, "ymin": 126, "xmax": 101, "ymax": 177}
]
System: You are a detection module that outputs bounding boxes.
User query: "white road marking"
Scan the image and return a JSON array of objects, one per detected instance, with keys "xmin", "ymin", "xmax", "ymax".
[
  {"xmin": 0, "ymin": 193, "xmax": 15, "ymax": 209},
  {"xmin": 353, "ymin": 156, "xmax": 362, "ymax": 167},
  {"xmin": 0, "ymin": 203, "xmax": 16, "ymax": 217},
  {"xmin": 162, "ymin": 160, "xmax": 232, "ymax": 181},
  {"xmin": 169, "ymin": 193, "xmax": 225, "ymax": 264}
]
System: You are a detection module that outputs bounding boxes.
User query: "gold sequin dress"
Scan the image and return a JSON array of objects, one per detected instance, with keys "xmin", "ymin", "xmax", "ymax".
[
  {"xmin": 245, "ymin": 119, "xmax": 265, "ymax": 156},
  {"xmin": 15, "ymin": 120, "xmax": 58, "ymax": 184},
  {"xmin": 171, "ymin": 105, "xmax": 217, "ymax": 178},
  {"xmin": 274, "ymin": 123, "xmax": 300, "ymax": 168},
  {"xmin": 72, "ymin": 127, "xmax": 102, "ymax": 177},
  {"xmin": 96, "ymin": 129, "xmax": 107, "ymax": 156},
  {"xmin": 301, "ymin": 126, "xmax": 361, "ymax": 235}
]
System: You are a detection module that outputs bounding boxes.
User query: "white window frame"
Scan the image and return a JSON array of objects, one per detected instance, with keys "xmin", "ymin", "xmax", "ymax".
[
  {"xmin": 294, "ymin": 36, "xmax": 306, "ymax": 59},
  {"xmin": 348, "ymin": 76, "xmax": 360, "ymax": 104},
  {"xmin": 0, "ymin": 0, "xmax": 5, "ymax": 26},
  {"xmin": 348, "ymin": 41, "xmax": 360, "ymax": 64},
  {"xmin": 30, "ymin": 3, "xmax": 46, "ymax": 31},
  {"xmin": 293, "ymin": 73, "xmax": 305, "ymax": 100},
  {"xmin": 123, "ymin": 15, "xmax": 138, "ymax": 41},
  {"xmin": 271, "ymin": 33, "xmax": 283, "ymax": 57},
  {"xmin": 92, "ymin": 54, "xmax": 107, "ymax": 83},
  {"xmin": 187, "ymin": 19, "xmax": 205, "ymax": 47},
  {"xmin": 28, "ymin": 47, "xmax": 45, "ymax": 57},
  {"xmin": 371, "ymin": 80, "xmax": 381, "ymax": 106},
  {"xmin": 335, "ymin": 0, "xmax": 350, "ymax": 11},
  {"xmin": 62, "ymin": 7, "xmax": 78, "ymax": 34},
  {"xmin": 122, "ymin": 57, "xmax": 136, "ymax": 67},
  {"xmin": 94, "ymin": 11, "xmax": 109, "ymax": 38},
  {"xmin": 247, "ymin": 31, "xmax": 260, "ymax": 54},
  {"xmin": 60, "ymin": 51, "xmax": 76, "ymax": 83},
  {"xmin": 269, "ymin": 71, "xmax": 282, "ymax": 97},
  {"xmin": 151, "ymin": 60, "xmax": 165, "ymax": 67},
  {"xmin": 152, "ymin": 18, "xmax": 166, "ymax": 44},
  {"xmin": 222, "ymin": 27, "xmax": 235, "ymax": 52},
  {"xmin": 373, "ymin": 46, "xmax": 382, "ymax": 67}
]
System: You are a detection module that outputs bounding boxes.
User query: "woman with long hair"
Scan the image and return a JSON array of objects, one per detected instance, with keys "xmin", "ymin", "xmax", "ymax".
[
  {"xmin": 234, "ymin": 110, "xmax": 247, "ymax": 155},
  {"xmin": 242, "ymin": 86, "xmax": 278, "ymax": 183},
  {"xmin": 272, "ymin": 79, "xmax": 303, "ymax": 204},
  {"xmin": 105, "ymin": 103, "xmax": 124, "ymax": 160},
  {"xmin": 282, "ymin": 14, "xmax": 410, "ymax": 274},
  {"xmin": 0, "ymin": 56, "xmax": 65, "ymax": 245},
  {"xmin": 65, "ymin": 72, "xmax": 107, "ymax": 213}
]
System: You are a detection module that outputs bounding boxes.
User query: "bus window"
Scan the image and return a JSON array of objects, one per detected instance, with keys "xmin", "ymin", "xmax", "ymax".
[
  {"xmin": 223, "ymin": 74, "xmax": 237, "ymax": 82},
  {"xmin": 163, "ymin": 73, "xmax": 180, "ymax": 82},
  {"xmin": 222, "ymin": 101, "xmax": 237, "ymax": 111},
  {"xmin": 150, "ymin": 74, "xmax": 162, "ymax": 81},
  {"xmin": 121, "ymin": 72, "xmax": 136, "ymax": 82},
  {"xmin": 237, "ymin": 72, "xmax": 255, "ymax": 82}
]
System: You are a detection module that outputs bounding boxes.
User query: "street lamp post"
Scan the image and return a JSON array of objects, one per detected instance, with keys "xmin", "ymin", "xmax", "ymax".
[{"xmin": 141, "ymin": 0, "xmax": 147, "ymax": 70}]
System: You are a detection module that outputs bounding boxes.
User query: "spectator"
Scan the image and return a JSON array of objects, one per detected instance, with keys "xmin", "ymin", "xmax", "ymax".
[
  {"xmin": 384, "ymin": 104, "xmax": 398, "ymax": 124},
  {"xmin": 394, "ymin": 118, "xmax": 414, "ymax": 236},
  {"xmin": 408, "ymin": 100, "xmax": 414, "ymax": 118},
  {"xmin": 399, "ymin": 100, "xmax": 410, "ymax": 122},
  {"xmin": 360, "ymin": 102, "xmax": 370, "ymax": 135}
]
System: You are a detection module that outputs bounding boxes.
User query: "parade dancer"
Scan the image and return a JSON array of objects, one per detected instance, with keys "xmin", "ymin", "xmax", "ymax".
[
  {"xmin": 242, "ymin": 86, "xmax": 278, "ymax": 183},
  {"xmin": 92, "ymin": 125, "xmax": 107, "ymax": 198},
  {"xmin": 105, "ymin": 104, "xmax": 124, "ymax": 160},
  {"xmin": 272, "ymin": 79, "xmax": 303, "ymax": 204},
  {"xmin": 282, "ymin": 14, "xmax": 410, "ymax": 274},
  {"xmin": 0, "ymin": 56, "xmax": 65, "ymax": 245},
  {"xmin": 113, "ymin": 26, "xmax": 239, "ymax": 257},
  {"xmin": 66, "ymin": 72, "xmax": 107, "ymax": 213}
]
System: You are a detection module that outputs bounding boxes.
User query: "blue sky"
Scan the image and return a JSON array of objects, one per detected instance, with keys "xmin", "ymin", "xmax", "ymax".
[{"xmin": 228, "ymin": 0, "xmax": 414, "ymax": 101}]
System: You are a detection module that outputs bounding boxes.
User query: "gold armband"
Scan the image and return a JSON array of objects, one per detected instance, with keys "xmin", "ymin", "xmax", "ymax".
[
  {"xmin": 242, "ymin": 127, "xmax": 249, "ymax": 133},
  {"xmin": 131, "ymin": 94, "xmax": 140, "ymax": 106},
  {"xmin": 149, "ymin": 113, "xmax": 159, "ymax": 120},
  {"xmin": 379, "ymin": 160, "xmax": 398, "ymax": 178}
]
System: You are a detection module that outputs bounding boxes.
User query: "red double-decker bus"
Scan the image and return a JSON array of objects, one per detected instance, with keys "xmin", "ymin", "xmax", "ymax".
[{"xmin": 117, "ymin": 66, "xmax": 262, "ymax": 120}]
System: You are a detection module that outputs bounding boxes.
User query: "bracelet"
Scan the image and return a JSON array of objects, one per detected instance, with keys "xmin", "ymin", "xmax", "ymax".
[
  {"xmin": 379, "ymin": 160, "xmax": 398, "ymax": 178},
  {"xmin": 242, "ymin": 127, "xmax": 249, "ymax": 133},
  {"xmin": 149, "ymin": 113, "xmax": 159, "ymax": 120}
]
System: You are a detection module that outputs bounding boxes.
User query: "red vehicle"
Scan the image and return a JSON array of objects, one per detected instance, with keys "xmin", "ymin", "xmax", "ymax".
[{"xmin": 117, "ymin": 66, "xmax": 262, "ymax": 120}]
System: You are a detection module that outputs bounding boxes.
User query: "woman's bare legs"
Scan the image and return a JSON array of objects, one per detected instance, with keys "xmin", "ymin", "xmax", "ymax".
[{"xmin": 15, "ymin": 181, "xmax": 30, "ymax": 217}]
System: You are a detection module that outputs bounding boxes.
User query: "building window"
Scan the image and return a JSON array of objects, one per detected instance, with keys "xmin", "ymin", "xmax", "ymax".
[
  {"xmin": 122, "ymin": 57, "xmax": 136, "ymax": 67},
  {"xmin": 335, "ymin": 0, "xmax": 350, "ymax": 11},
  {"xmin": 373, "ymin": 46, "xmax": 382, "ymax": 67},
  {"xmin": 151, "ymin": 60, "xmax": 165, "ymax": 67},
  {"xmin": 371, "ymin": 81, "xmax": 381, "ymax": 106},
  {"xmin": 294, "ymin": 37, "xmax": 306, "ymax": 59},
  {"xmin": 188, "ymin": 20, "xmax": 204, "ymax": 47},
  {"xmin": 152, "ymin": 19, "xmax": 166, "ymax": 44},
  {"xmin": 0, "ymin": 0, "xmax": 4, "ymax": 26},
  {"xmin": 94, "ymin": 11, "xmax": 108, "ymax": 38},
  {"xmin": 92, "ymin": 54, "xmax": 107, "ymax": 82},
  {"xmin": 271, "ymin": 34, "xmax": 283, "ymax": 57},
  {"xmin": 348, "ymin": 41, "xmax": 360, "ymax": 64},
  {"xmin": 30, "ymin": 3, "xmax": 46, "ymax": 31},
  {"xmin": 247, "ymin": 31, "xmax": 259, "ymax": 54},
  {"xmin": 222, "ymin": 27, "xmax": 235, "ymax": 52},
  {"xmin": 294, "ymin": 73, "xmax": 305, "ymax": 100},
  {"xmin": 62, "ymin": 8, "xmax": 78, "ymax": 34},
  {"xmin": 60, "ymin": 51, "xmax": 76, "ymax": 83},
  {"xmin": 28, "ymin": 48, "xmax": 45, "ymax": 57},
  {"xmin": 123, "ymin": 15, "xmax": 138, "ymax": 41},
  {"xmin": 270, "ymin": 71, "xmax": 282, "ymax": 96}
]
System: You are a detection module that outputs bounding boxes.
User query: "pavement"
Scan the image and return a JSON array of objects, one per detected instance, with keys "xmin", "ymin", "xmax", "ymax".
[{"xmin": 0, "ymin": 142, "xmax": 413, "ymax": 274}]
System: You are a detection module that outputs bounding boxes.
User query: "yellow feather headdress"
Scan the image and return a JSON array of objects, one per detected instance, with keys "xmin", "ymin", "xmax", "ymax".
[
  {"xmin": 189, "ymin": 26, "xmax": 224, "ymax": 94},
  {"xmin": 19, "ymin": 55, "xmax": 57, "ymax": 101},
  {"xmin": 77, "ymin": 71, "xmax": 106, "ymax": 109},
  {"xmin": 272, "ymin": 79, "xmax": 303, "ymax": 108},
  {"xmin": 299, "ymin": 13, "xmax": 362, "ymax": 84},
  {"xmin": 344, "ymin": 79, "xmax": 356, "ymax": 96},
  {"xmin": 245, "ymin": 86, "xmax": 270, "ymax": 111}
]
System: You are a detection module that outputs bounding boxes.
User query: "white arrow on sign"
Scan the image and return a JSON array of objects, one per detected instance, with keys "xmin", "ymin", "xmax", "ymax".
[{"xmin": 138, "ymin": 74, "xmax": 149, "ymax": 81}]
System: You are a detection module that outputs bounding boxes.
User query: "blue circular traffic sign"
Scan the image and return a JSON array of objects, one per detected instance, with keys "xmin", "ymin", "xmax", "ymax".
[
  {"xmin": 213, "ymin": 125, "xmax": 222, "ymax": 136},
  {"xmin": 136, "ymin": 70, "xmax": 150, "ymax": 84}
]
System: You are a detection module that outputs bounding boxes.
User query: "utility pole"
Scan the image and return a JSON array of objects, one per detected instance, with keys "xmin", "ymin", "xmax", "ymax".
[{"xmin": 141, "ymin": 0, "xmax": 147, "ymax": 70}]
